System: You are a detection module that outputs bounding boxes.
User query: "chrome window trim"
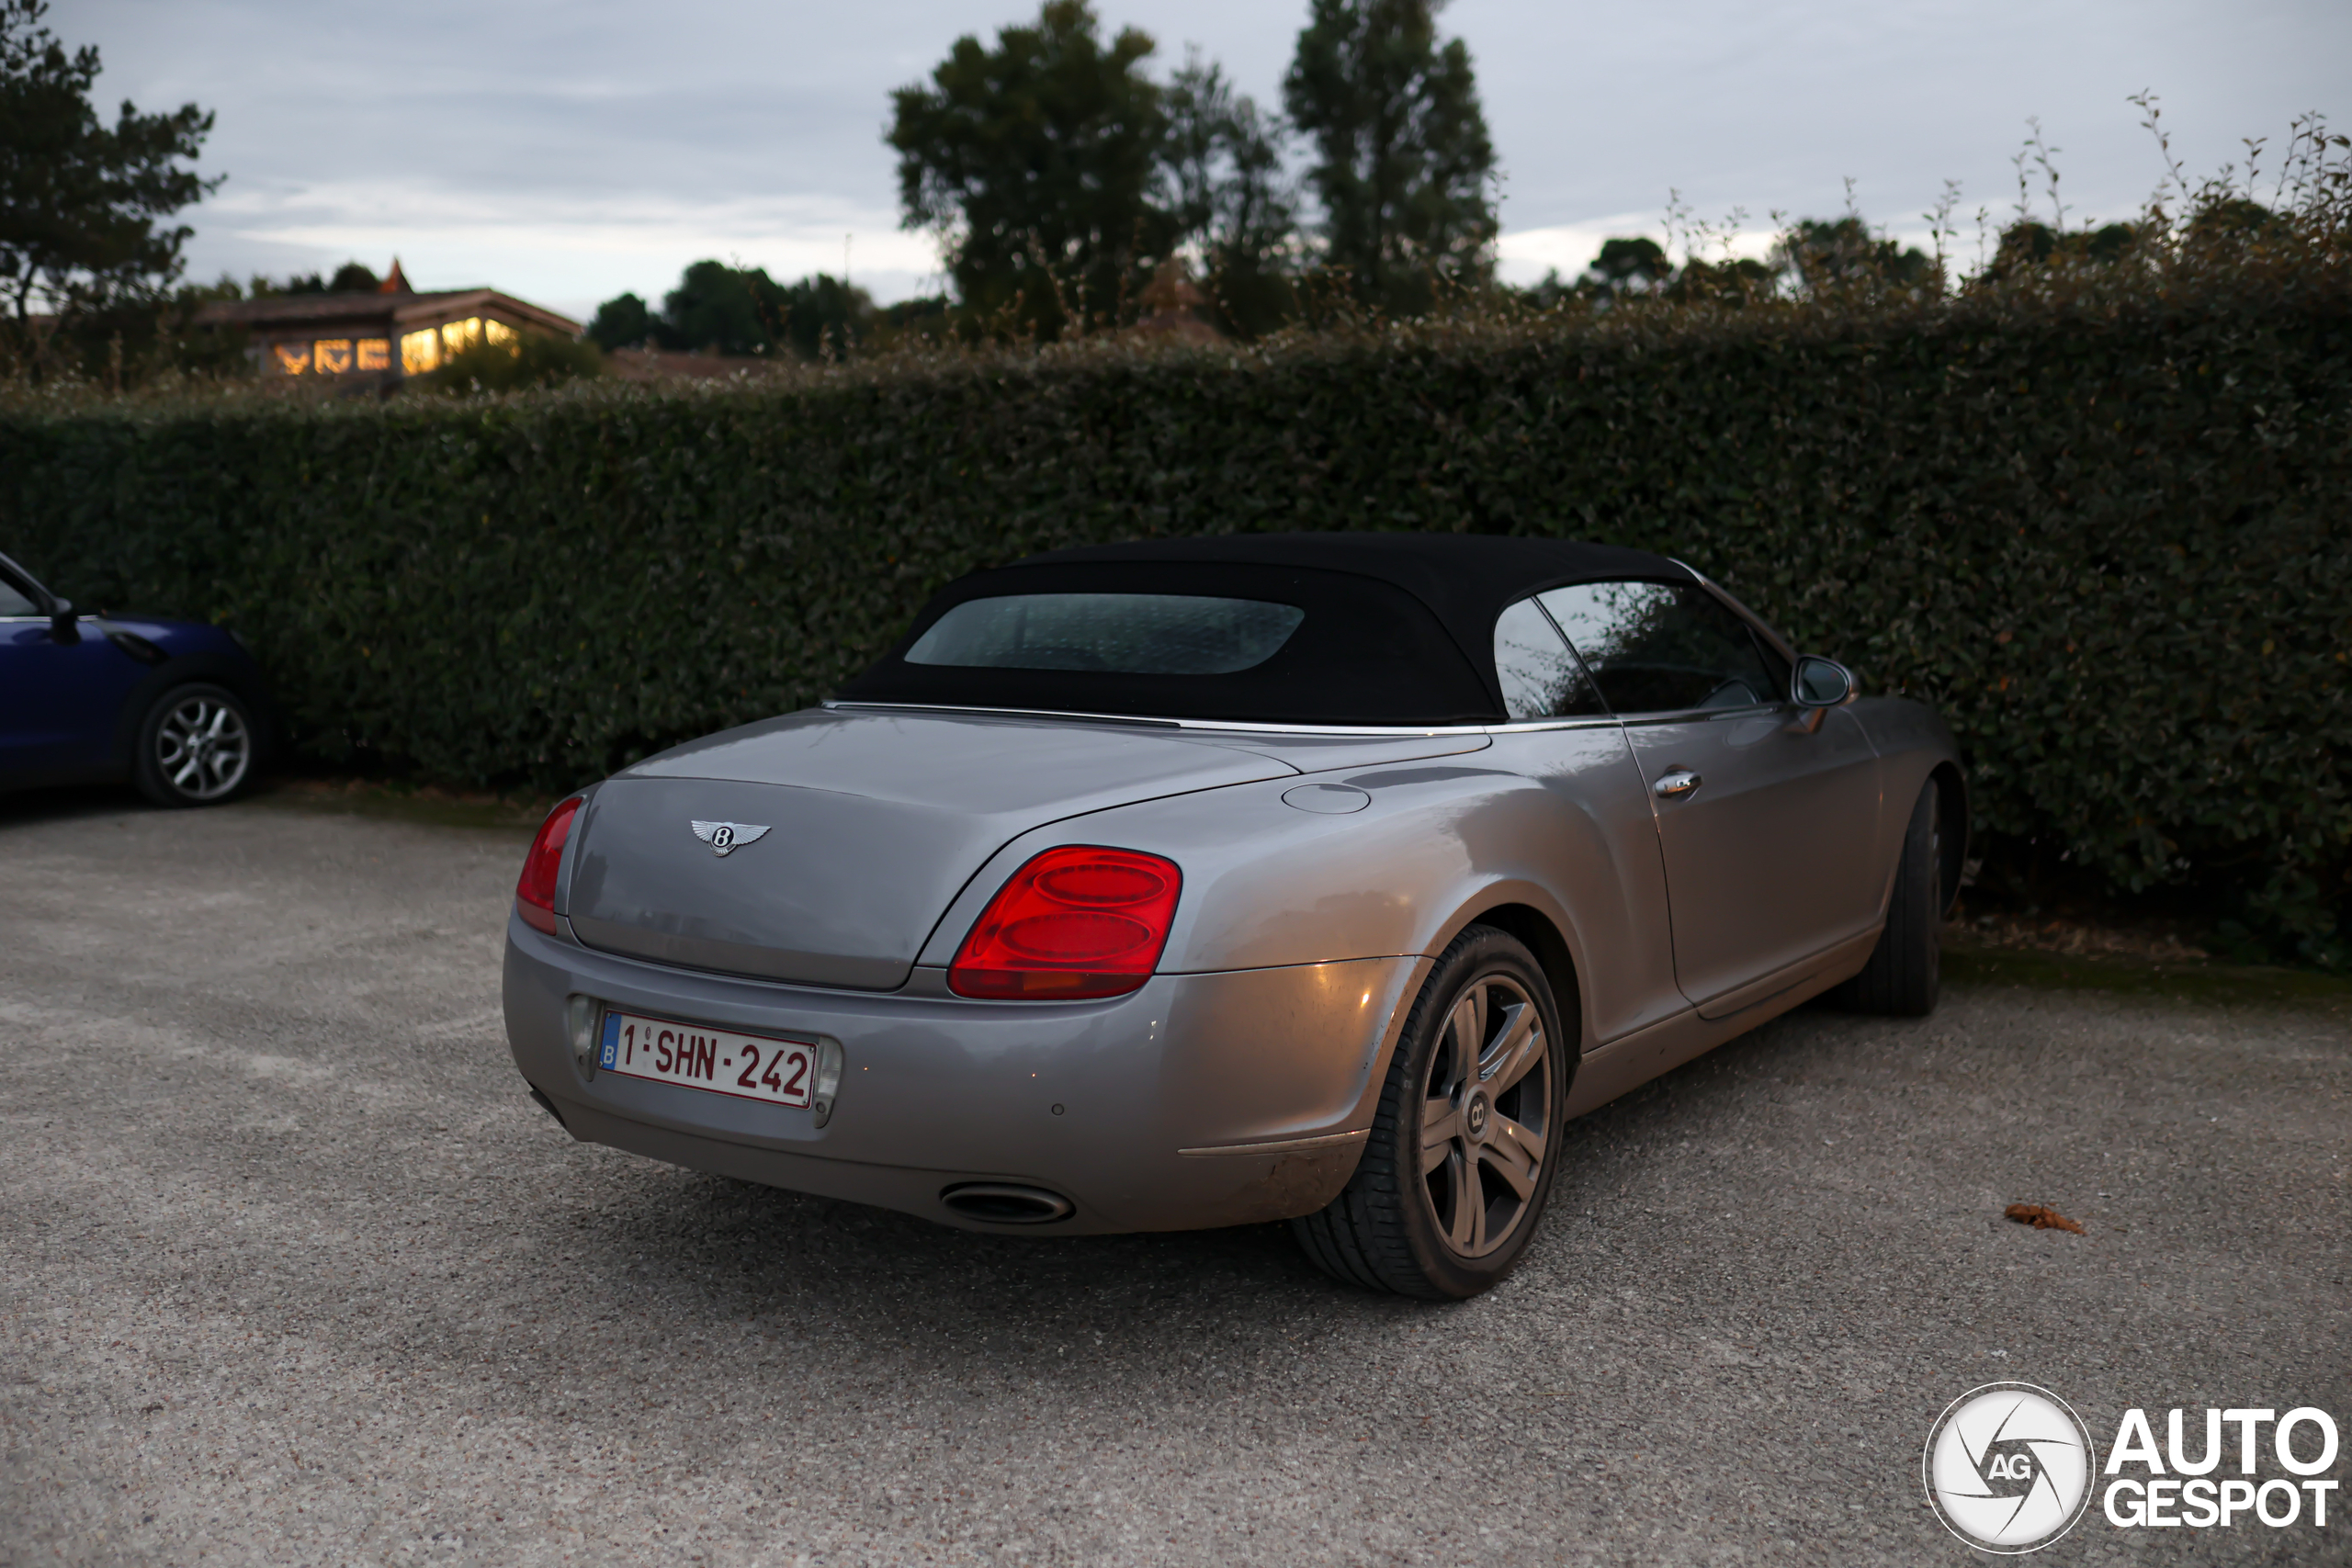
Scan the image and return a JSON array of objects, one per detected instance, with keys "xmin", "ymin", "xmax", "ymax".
[
  {"xmin": 1544, "ymin": 566, "xmax": 1796, "ymax": 722},
  {"xmin": 831, "ymin": 698, "xmax": 1732, "ymax": 735},
  {"xmin": 826, "ymin": 700, "xmax": 1184, "ymax": 729},
  {"xmin": 1484, "ymin": 587, "xmax": 1611, "ymax": 725},
  {"xmin": 1616, "ymin": 702, "xmax": 1787, "ymax": 726},
  {"xmin": 1482, "ymin": 716, "xmax": 1624, "ymax": 734},
  {"xmin": 1669, "ymin": 557, "xmax": 1800, "ymax": 666},
  {"xmin": 823, "ymin": 700, "xmax": 1495, "ymax": 738}
]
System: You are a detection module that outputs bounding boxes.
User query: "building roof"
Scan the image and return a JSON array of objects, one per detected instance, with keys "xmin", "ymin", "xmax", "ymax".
[{"xmin": 192, "ymin": 288, "xmax": 581, "ymax": 338}]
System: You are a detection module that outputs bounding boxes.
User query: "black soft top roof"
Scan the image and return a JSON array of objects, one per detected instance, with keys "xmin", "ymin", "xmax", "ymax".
[{"xmin": 836, "ymin": 532, "xmax": 1693, "ymax": 726}]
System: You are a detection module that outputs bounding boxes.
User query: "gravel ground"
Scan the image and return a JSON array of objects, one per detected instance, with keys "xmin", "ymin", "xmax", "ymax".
[{"xmin": 2, "ymin": 789, "xmax": 2346, "ymax": 1567}]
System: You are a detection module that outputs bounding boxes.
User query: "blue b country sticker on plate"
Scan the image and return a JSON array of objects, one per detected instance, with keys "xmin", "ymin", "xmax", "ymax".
[{"xmin": 599, "ymin": 1012, "xmax": 622, "ymax": 1070}]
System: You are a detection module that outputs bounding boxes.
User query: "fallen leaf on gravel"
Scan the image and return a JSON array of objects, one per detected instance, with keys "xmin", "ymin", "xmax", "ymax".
[{"xmin": 2005, "ymin": 1203, "xmax": 2086, "ymax": 1234}]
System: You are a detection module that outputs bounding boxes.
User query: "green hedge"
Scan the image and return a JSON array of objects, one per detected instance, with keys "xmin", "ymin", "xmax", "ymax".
[{"xmin": 3, "ymin": 273, "xmax": 2347, "ymax": 961}]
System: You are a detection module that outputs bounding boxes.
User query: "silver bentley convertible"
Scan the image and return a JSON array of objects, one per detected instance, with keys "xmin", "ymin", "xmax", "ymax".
[{"xmin": 503, "ymin": 534, "xmax": 1963, "ymax": 1298}]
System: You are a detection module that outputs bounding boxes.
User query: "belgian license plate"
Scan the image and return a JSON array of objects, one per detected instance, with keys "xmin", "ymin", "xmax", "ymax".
[{"xmin": 597, "ymin": 1010, "xmax": 816, "ymax": 1108}]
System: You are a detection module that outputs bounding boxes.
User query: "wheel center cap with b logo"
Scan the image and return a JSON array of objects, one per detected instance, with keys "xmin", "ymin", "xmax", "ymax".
[{"xmin": 1464, "ymin": 1090, "xmax": 1490, "ymax": 1139}]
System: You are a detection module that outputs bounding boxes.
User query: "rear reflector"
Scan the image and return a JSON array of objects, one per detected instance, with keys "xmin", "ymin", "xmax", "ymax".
[
  {"xmin": 948, "ymin": 845, "xmax": 1182, "ymax": 1000},
  {"xmin": 514, "ymin": 795, "xmax": 583, "ymax": 935}
]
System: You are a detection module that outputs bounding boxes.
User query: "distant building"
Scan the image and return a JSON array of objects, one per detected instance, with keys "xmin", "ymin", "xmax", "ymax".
[
  {"xmin": 1130, "ymin": 259, "xmax": 1221, "ymax": 344},
  {"xmin": 191, "ymin": 261, "xmax": 582, "ymax": 383}
]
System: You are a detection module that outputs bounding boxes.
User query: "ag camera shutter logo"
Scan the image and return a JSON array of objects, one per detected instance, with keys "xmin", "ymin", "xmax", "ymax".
[{"xmin": 1923, "ymin": 1382, "xmax": 2096, "ymax": 1553}]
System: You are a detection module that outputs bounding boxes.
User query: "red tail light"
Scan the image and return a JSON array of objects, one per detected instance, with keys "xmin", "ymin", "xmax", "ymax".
[
  {"xmin": 514, "ymin": 795, "xmax": 583, "ymax": 935},
  {"xmin": 949, "ymin": 846, "xmax": 1182, "ymax": 1000}
]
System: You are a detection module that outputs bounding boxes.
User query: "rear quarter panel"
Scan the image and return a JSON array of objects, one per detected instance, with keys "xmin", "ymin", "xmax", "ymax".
[{"xmin": 913, "ymin": 761, "xmax": 1661, "ymax": 1055}]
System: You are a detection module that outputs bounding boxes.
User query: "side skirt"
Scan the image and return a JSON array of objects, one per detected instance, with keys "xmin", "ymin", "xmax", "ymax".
[{"xmin": 1562, "ymin": 928, "xmax": 1881, "ymax": 1119}]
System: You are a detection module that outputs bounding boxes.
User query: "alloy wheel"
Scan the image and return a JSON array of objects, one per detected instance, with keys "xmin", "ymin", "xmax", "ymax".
[
  {"xmin": 1418, "ymin": 970, "xmax": 1553, "ymax": 1259},
  {"xmin": 154, "ymin": 694, "xmax": 252, "ymax": 801}
]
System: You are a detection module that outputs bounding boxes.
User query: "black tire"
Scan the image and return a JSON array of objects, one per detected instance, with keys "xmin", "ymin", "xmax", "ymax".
[
  {"xmin": 132, "ymin": 682, "xmax": 260, "ymax": 807},
  {"xmin": 1292, "ymin": 925, "xmax": 1569, "ymax": 1300},
  {"xmin": 1836, "ymin": 779, "xmax": 1943, "ymax": 1016}
]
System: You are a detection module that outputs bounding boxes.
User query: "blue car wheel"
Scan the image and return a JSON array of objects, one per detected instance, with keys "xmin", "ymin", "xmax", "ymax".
[{"xmin": 133, "ymin": 682, "xmax": 257, "ymax": 807}]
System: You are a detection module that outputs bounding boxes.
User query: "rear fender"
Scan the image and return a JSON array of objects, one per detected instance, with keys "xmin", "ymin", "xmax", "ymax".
[
  {"xmin": 916, "ymin": 766, "xmax": 1543, "ymax": 972},
  {"xmin": 1846, "ymin": 696, "xmax": 1966, "ymax": 919},
  {"xmin": 917, "ymin": 769, "xmax": 1612, "ymax": 1060}
]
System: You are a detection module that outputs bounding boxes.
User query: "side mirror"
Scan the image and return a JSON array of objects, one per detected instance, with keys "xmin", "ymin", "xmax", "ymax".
[
  {"xmin": 47, "ymin": 596, "xmax": 79, "ymax": 643},
  {"xmin": 1792, "ymin": 655, "xmax": 1855, "ymax": 708}
]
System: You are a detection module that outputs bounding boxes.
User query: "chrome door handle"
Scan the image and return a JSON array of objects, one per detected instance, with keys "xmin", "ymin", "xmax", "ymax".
[{"xmin": 1653, "ymin": 769, "xmax": 1702, "ymax": 799}]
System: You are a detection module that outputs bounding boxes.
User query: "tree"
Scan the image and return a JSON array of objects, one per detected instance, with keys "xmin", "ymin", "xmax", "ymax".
[
  {"xmin": 1663, "ymin": 254, "xmax": 1777, "ymax": 305},
  {"xmin": 0, "ymin": 0, "xmax": 220, "ymax": 325},
  {"xmin": 586, "ymin": 291, "xmax": 656, "ymax": 352},
  {"xmin": 249, "ymin": 270, "xmax": 324, "ymax": 297},
  {"xmin": 876, "ymin": 292, "xmax": 956, "ymax": 347},
  {"xmin": 773, "ymin": 272, "xmax": 876, "ymax": 359},
  {"xmin": 1161, "ymin": 53, "xmax": 1297, "ymax": 335},
  {"xmin": 589, "ymin": 265, "xmax": 880, "ymax": 360},
  {"xmin": 326, "ymin": 260, "xmax": 379, "ymax": 293},
  {"xmin": 1283, "ymin": 0, "xmax": 1496, "ymax": 313},
  {"xmin": 1776, "ymin": 217, "xmax": 1934, "ymax": 295},
  {"xmin": 1980, "ymin": 220, "xmax": 2141, "ymax": 281},
  {"xmin": 1579, "ymin": 236, "xmax": 1669, "ymax": 303},
  {"xmin": 663, "ymin": 259, "xmax": 783, "ymax": 355},
  {"xmin": 1509, "ymin": 267, "xmax": 1571, "ymax": 310},
  {"xmin": 888, "ymin": 0, "xmax": 1172, "ymax": 336}
]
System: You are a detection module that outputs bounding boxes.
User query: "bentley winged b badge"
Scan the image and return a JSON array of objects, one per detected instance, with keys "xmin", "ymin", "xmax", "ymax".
[{"xmin": 691, "ymin": 820, "xmax": 772, "ymax": 858}]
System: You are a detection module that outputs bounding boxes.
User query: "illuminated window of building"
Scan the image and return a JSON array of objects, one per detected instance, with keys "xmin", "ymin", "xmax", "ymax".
[
  {"xmin": 400, "ymin": 329, "xmax": 439, "ymax": 374},
  {"xmin": 314, "ymin": 339, "xmax": 354, "ymax": 374},
  {"xmin": 440, "ymin": 317, "xmax": 482, "ymax": 355},
  {"xmin": 272, "ymin": 341, "xmax": 311, "ymax": 375},
  {"xmin": 483, "ymin": 319, "xmax": 517, "ymax": 349},
  {"xmin": 356, "ymin": 338, "xmax": 390, "ymax": 371}
]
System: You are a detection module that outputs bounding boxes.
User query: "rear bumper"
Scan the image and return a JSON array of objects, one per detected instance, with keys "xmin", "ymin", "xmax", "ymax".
[{"xmin": 503, "ymin": 914, "xmax": 1423, "ymax": 1235}]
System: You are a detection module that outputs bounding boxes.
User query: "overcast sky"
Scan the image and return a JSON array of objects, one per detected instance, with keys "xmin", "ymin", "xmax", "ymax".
[{"xmin": 70, "ymin": 0, "xmax": 2352, "ymax": 324}]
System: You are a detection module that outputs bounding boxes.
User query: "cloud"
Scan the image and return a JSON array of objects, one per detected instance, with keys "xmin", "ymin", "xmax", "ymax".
[
  {"xmin": 65, "ymin": 0, "xmax": 2352, "ymax": 317},
  {"xmin": 1497, "ymin": 213, "xmax": 1788, "ymax": 286},
  {"xmin": 201, "ymin": 180, "xmax": 945, "ymax": 319}
]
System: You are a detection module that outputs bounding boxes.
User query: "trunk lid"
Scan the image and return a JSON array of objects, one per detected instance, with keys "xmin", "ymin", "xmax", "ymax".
[{"xmin": 564, "ymin": 707, "xmax": 1300, "ymax": 988}]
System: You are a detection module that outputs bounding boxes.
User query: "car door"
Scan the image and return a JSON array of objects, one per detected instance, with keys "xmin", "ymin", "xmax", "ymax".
[
  {"xmin": 0, "ymin": 570, "xmax": 131, "ymax": 783},
  {"xmin": 1481, "ymin": 595, "xmax": 1684, "ymax": 1045},
  {"xmin": 1537, "ymin": 580, "xmax": 1884, "ymax": 1010}
]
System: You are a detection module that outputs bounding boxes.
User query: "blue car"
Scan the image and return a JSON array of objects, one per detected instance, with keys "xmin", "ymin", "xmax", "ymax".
[{"xmin": 0, "ymin": 549, "xmax": 272, "ymax": 807}]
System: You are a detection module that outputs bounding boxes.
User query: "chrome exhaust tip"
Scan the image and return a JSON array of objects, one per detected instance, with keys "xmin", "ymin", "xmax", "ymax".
[{"xmin": 939, "ymin": 1182, "xmax": 1075, "ymax": 1224}]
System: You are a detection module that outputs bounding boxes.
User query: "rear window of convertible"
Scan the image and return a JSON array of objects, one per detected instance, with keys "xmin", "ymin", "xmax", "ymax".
[
  {"xmin": 838, "ymin": 560, "xmax": 1498, "ymax": 726},
  {"xmin": 905, "ymin": 593, "xmax": 1306, "ymax": 675}
]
